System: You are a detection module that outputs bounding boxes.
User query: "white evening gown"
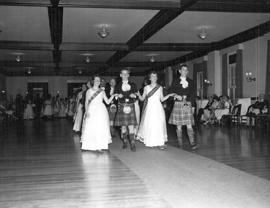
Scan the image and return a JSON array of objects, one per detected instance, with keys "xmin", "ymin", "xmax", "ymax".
[
  {"xmin": 43, "ymin": 100, "xmax": 53, "ymax": 116},
  {"xmin": 73, "ymin": 91, "xmax": 84, "ymax": 132},
  {"xmin": 23, "ymin": 104, "xmax": 34, "ymax": 119},
  {"xmin": 81, "ymin": 89, "xmax": 111, "ymax": 151},
  {"xmin": 137, "ymin": 85, "xmax": 167, "ymax": 147}
]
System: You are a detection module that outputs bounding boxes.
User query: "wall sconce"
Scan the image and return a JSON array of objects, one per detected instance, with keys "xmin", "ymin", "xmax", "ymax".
[
  {"xmin": 204, "ymin": 79, "xmax": 212, "ymax": 86},
  {"xmin": 245, "ymin": 72, "xmax": 256, "ymax": 82}
]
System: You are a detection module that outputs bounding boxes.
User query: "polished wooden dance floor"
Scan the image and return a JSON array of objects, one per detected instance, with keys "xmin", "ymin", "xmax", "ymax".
[{"xmin": 0, "ymin": 119, "xmax": 270, "ymax": 208}]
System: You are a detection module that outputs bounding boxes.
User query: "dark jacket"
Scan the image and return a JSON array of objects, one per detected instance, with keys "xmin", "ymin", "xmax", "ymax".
[
  {"xmin": 115, "ymin": 81, "xmax": 137, "ymax": 104},
  {"xmin": 169, "ymin": 77, "xmax": 195, "ymax": 107}
]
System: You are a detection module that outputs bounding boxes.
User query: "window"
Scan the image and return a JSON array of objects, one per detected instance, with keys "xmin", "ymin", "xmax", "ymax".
[
  {"xmin": 228, "ymin": 53, "xmax": 236, "ymax": 99},
  {"xmin": 196, "ymin": 71, "xmax": 204, "ymax": 98}
]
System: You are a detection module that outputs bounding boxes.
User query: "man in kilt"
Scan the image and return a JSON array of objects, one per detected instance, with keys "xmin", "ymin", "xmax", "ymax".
[
  {"xmin": 114, "ymin": 68, "xmax": 138, "ymax": 152},
  {"xmin": 169, "ymin": 64, "xmax": 198, "ymax": 150}
]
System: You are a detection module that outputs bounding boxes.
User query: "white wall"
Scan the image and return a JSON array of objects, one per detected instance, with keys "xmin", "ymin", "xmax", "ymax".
[
  {"xmin": 219, "ymin": 32, "xmax": 270, "ymax": 97},
  {"xmin": 6, "ymin": 75, "xmax": 145, "ymax": 97},
  {"xmin": 182, "ymin": 32, "xmax": 270, "ymax": 98}
]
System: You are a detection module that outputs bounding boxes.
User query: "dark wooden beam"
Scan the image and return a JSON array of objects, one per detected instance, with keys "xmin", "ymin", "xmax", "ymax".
[
  {"xmin": 48, "ymin": 6, "xmax": 63, "ymax": 49},
  {"xmin": 0, "ymin": 61, "xmax": 55, "ymax": 68},
  {"xmin": 101, "ymin": 0, "xmax": 200, "ymax": 74},
  {"xmin": 162, "ymin": 20, "xmax": 270, "ymax": 69},
  {"xmin": 0, "ymin": 0, "xmax": 51, "ymax": 6},
  {"xmin": 1, "ymin": 41, "xmax": 208, "ymax": 52},
  {"xmin": 0, "ymin": 0, "xmax": 181, "ymax": 9},
  {"xmin": 1, "ymin": 0, "xmax": 269, "ymax": 13},
  {"xmin": 48, "ymin": 1, "xmax": 63, "ymax": 73},
  {"xmin": 59, "ymin": 0, "xmax": 181, "ymax": 10},
  {"xmin": 60, "ymin": 42, "xmax": 128, "ymax": 51},
  {"xmin": 5, "ymin": 70, "xmax": 147, "ymax": 77},
  {"xmin": 0, "ymin": 41, "xmax": 53, "ymax": 51},
  {"xmin": 0, "ymin": 61, "xmax": 164, "ymax": 68},
  {"xmin": 136, "ymin": 43, "xmax": 212, "ymax": 51},
  {"xmin": 188, "ymin": 0, "xmax": 270, "ymax": 13}
]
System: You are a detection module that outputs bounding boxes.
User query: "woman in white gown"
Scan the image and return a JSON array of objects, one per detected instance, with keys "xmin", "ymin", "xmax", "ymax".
[
  {"xmin": 81, "ymin": 76, "xmax": 115, "ymax": 152},
  {"xmin": 73, "ymin": 84, "xmax": 87, "ymax": 132},
  {"xmin": 23, "ymin": 99, "xmax": 35, "ymax": 120},
  {"xmin": 137, "ymin": 71, "xmax": 174, "ymax": 148},
  {"xmin": 42, "ymin": 95, "xmax": 53, "ymax": 118}
]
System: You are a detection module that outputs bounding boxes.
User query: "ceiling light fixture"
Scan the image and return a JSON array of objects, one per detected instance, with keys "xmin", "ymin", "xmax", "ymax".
[
  {"xmin": 12, "ymin": 52, "xmax": 24, "ymax": 62},
  {"xmin": 81, "ymin": 53, "xmax": 94, "ymax": 63},
  {"xmin": 146, "ymin": 53, "xmax": 159, "ymax": 63},
  {"xmin": 196, "ymin": 26, "xmax": 211, "ymax": 40},
  {"xmin": 97, "ymin": 24, "xmax": 110, "ymax": 39},
  {"xmin": 86, "ymin": 56, "xmax": 91, "ymax": 63}
]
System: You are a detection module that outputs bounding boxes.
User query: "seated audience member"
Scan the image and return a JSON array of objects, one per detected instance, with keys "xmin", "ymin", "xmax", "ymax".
[
  {"xmin": 214, "ymin": 95, "xmax": 231, "ymax": 123},
  {"xmin": 247, "ymin": 93, "xmax": 269, "ymax": 126},
  {"xmin": 202, "ymin": 95, "xmax": 219, "ymax": 124}
]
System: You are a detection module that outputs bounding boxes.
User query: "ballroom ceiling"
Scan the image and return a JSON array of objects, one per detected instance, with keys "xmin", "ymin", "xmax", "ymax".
[{"xmin": 0, "ymin": 0, "xmax": 269, "ymax": 76}]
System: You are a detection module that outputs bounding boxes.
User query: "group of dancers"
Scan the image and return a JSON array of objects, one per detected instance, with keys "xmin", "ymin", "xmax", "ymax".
[{"xmin": 73, "ymin": 64, "xmax": 198, "ymax": 153}]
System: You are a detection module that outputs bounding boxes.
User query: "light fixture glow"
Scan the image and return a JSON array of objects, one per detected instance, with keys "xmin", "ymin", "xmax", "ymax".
[
  {"xmin": 97, "ymin": 24, "xmax": 110, "ymax": 38},
  {"xmin": 198, "ymin": 27, "xmax": 207, "ymax": 40}
]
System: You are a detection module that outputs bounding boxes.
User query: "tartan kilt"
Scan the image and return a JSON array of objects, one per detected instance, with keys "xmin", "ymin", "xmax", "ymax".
[
  {"xmin": 107, "ymin": 104, "xmax": 117, "ymax": 122},
  {"xmin": 114, "ymin": 103, "xmax": 137, "ymax": 126},
  {"xmin": 169, "ymin": 101, "xmax": 194, "ymax": 126}
]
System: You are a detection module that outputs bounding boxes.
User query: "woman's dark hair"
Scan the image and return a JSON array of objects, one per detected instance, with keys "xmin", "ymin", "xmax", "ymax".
[
  {"xmin": 148, "ymin": 70, "xmax": 158, "ymax": 79},
  {"xmin": 92, "ymin": 75, "xmax": 101, "ymax": 85}
]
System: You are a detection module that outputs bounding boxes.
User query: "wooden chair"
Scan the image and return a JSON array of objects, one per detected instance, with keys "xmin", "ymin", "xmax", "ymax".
[
  {"xmin": 229, "ymin": 104, "xmax": 242, "ymax": 125},
  {"xmin": 220, "ymin": 104, "xmax": 241, "ymax": 126}
]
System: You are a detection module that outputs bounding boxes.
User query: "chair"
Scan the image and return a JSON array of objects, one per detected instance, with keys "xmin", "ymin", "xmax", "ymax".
[
  {"xmin": 220, "ymin": 104, "xmax": 241, "ymax": 126},
  {"xmin": 237, "ymin": 98, "xmax": 252, "ymax": 125},
  {"xmin": 229, "ymin": 104, "xmax": 242, "ymax": 126}
]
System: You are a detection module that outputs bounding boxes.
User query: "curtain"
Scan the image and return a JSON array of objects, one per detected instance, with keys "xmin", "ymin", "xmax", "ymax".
[
  {"xmin": 265, "ymin": 40, "xmax": 270, "ymax": 101},
  {"xmin": 236, "ymin": 49, "xmax": 243, "ymax": 98},
  {"xmin": 222, "ymin": 54, "xmax": 228, "ymax": 95}
]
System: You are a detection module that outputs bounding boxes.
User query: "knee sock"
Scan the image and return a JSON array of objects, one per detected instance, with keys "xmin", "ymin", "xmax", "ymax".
[{"xmin": 187, "ymin": 127, "xmax": 195, "ymax": 145}]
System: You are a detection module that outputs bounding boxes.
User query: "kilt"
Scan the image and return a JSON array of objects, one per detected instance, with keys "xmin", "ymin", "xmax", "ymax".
[
  {"xmin": 169, "ymin": 101, "xmax": 194, "ymax": 126},
  {"xmin": 108, "ymin": 104, "xmax": 117, "ymax": 122},
  {"xmin": 114, "ymin": 103, "xmax": 137, "ymax": 126}
]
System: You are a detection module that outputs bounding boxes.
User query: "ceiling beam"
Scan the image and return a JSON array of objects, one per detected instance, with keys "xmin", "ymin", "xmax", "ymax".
[
  {"xmin": 4, "ymin": 70, "xmax": 147, "ymax": 77},
  {"xmin": 48, "ymin": 1, "xmax": 63, "ymax": 73},
  {"xmin": 136, "ymin": 43, "xmax": 212, "ymax": 51},
  {"xmin": 1, "ymin": 0, "xmax": 268, "ymax": 13},
  {"xmin": 59, "ymin": 0, "xmax": 181, "ymax": 10},
  {"xmin": 100, "ymin": 0, "xmax": 200, "ymax": 74},
  {"xmin": 0, "ymin": 41, "xmax": 53, "ymax": 51},
  {"xmin": 0, "ymin": 41, "xmax": 210, "ymax": 52},
  {"xmin": 0, "ymin": 61, "xmax": 164, "ymax": 68},
  {"xmin": 163, "ymin": 20, "xmax": 270, "ymax": 68},
  {"xmin": 60, "ymin": 42, "xmax": 128, "ymax": 51},
  {"xmin": 0, "ymin": 0, "xmax": 51, "ymax": 7},
  {"xmin": 188, "ymin": 0, "xmax": 270, "ymax": 13},
  {"xmin": 0, "ymin": 0, "xmax": 181, "ymax": 10}
]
